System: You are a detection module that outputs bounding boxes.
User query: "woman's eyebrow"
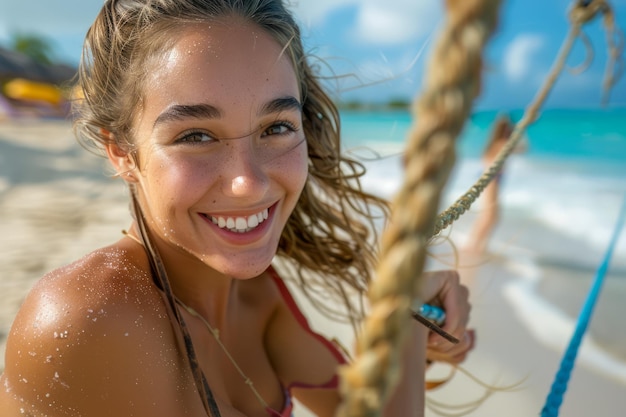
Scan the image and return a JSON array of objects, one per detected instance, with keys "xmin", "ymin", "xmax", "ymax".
[
  {"xmin": 152, "ymin": 96, "xmax": 301, "ymax": 129},
  {"xmin": 153, "ymin": 103, "xmax": 221, "ymax": 128},
  {"xmin": 258, "ymin": 96, "xmax": 302, "ymax": 116}
]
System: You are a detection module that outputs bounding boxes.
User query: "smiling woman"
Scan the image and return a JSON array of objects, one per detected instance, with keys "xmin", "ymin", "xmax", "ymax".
[{"xmin": 0, "ymin": 1, "xmax": 474, "ymax": 417}]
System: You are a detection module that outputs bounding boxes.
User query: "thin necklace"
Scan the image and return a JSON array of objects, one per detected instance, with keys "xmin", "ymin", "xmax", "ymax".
[
  {"xmin": 121, "ymin": 229, "xmax": 270, "ymax": 409},
  {"xmin": 122, "ymin": 229, "xmax": 144, "ymax": 246},
  {"xmin": 175, "ymin": 299, "xmax": 270, "ymax": 409}
]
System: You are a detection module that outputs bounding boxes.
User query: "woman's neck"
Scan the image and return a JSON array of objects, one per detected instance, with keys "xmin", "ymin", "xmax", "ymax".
[{"xmin": 127, "ymin": 222, "xmax": 239, "ymax": 325}]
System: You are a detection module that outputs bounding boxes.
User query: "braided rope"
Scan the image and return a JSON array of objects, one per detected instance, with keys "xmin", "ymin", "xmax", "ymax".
[
  {"xmin": 335, "ymin": 1, "xmax": 501, "ymax": 416},
  {"xmin": 432, "ymin": 0, "xmax": 624, "ymax": 237}
]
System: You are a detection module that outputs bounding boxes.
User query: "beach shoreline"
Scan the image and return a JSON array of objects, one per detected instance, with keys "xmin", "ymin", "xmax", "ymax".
[{"xmin": 1, "ymin": 119, "xmax": 625, "ymax": 416}]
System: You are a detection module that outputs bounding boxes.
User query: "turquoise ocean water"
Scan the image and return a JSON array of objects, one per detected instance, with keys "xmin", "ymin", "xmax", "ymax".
[
  {"xmin": 341, "ymin": 107, "xmax": 626, "ymax": 249},
  {"xmin": 341, "ymin": 108, "xmax": 626, "ymax": 165},
  {"xmin": 341, "ymin": 107, "xmax": 626, "ymax": 381},
  {"xmin": 340, "ymin": 108, "xmax": 626, "ymax": 250}
]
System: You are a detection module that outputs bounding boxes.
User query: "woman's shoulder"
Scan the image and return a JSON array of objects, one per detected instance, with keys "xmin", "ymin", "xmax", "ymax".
[
  {"xmin": 41, "ymin": 240, "xmax": 152, "ymax": 290},
  {"xmin": 19, "ymin": 242, "xmax": 160, "ymax": 324},
  {"xmin": 11, "ymin": 240, "xmax": 170, "ymax": 349},
  {"xmin": 8, "ymin": 240, "xmax": 159, "ymax": 330},
  {"xmin": 0, "ymin": 242, "xmax": 187, "ymax": 416}
]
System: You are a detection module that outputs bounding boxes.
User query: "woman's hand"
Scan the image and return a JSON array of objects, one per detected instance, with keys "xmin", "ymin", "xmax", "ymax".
[
  {"xmin": 420, "ymin": 270, "xmax": 475, "ymax": 365},
  {"xmin": 383, "ymin": 270, "xmax": 473, "ymax": 415},
  {"xmin": 426, "ymin": 329, "xmax": 475, "ymax": 365}
]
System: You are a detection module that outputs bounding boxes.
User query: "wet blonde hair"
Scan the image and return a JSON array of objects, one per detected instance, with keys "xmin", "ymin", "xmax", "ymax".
[{"xmin": 73, "ymin": 0, "xmax": 389, "ymax": 324}]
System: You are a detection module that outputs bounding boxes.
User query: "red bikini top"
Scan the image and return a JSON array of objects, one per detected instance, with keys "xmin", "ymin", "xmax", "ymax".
[{"xmin": 266, "ymin": 266, "xmax": 348, "ymax": 416}]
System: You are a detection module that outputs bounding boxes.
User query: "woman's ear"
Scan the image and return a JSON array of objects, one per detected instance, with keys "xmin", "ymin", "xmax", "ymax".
[{"xmin": 103, "ymin": 130, "xmax": 138, "ymax": 182}]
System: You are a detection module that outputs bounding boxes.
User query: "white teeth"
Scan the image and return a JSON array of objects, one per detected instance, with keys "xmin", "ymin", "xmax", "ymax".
[
  {"xmin": 248, "ymin": 215, "xmax": 259, "ymax": 228},
  {"xmin": 235, "ymin": 217, "xmax": 247, "ymax": 230},
  {"xmin": 210, "ymin": 208, "xmax": 269, "ymax": 233}
]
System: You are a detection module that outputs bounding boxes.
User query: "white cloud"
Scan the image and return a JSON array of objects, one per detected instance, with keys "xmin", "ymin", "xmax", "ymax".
[
  {"xmin": 356, "ymin": 42, "xmax": 428, "ymax": 80},
  {"xmin": 353, "ymin": 0, "xmax": 443, "ymax": 45},
  {"xmin": 290, "ymin": 0, "xmax": 443, "ymax": 46},
  {"xmin": 289, "ymin": 0, "xmax": 359, "ymax": 26},
  {"xmin": 1, "ymin": 0, "xmax": 443, "ymax": 47},
  {"xmin": 503, "ymin": 34, "xmax": 544, "ymax": 82}
]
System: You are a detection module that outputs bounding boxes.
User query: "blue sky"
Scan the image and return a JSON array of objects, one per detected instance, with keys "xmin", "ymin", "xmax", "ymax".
[{"xmin": 1, "ymin": 0, "xmax": 624, "ymax": 110}]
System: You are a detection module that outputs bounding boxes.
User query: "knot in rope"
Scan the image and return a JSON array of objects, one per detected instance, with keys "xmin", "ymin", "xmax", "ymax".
[
  {"xmin": 569, "ymin": 0, "xmax": 610, "ymax": 25},
  {"xmin": 568, "ymin": 0, "xmax": 623, "ymax": 103}
]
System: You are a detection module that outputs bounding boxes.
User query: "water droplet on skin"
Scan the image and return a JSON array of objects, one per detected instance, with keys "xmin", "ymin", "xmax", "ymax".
[{"xmin": 53, "ymin": 330, "xmax": 69, "ymax": 339}]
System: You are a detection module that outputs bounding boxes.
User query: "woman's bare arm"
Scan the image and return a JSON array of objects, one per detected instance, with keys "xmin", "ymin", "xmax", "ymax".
[{"xmin": 0, "ymin": 249, "xmax": 194, "ymax": 417}]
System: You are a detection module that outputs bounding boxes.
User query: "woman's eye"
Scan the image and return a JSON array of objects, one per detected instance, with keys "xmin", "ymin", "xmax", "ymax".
[
  {"xmin": 263, "ymin": 123, "xmax": 295, "ymax": 136},
  {"xmin": 177, "ymin": 132, "xmax": 214, "ymax": 144}
]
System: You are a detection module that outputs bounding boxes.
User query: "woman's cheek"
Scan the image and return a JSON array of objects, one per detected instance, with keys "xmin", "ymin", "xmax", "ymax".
[
  {"xmin": 156, "ymin": 155, "xmax": 217, "ymax": 196},
  {"xmin": 284, "ymin": 143, "xmax": 309, "ymax": 193}
]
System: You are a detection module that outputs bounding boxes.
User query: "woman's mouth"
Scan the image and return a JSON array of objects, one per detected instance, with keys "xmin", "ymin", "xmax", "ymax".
[{"xmin": 205, "ymin": 208, "xmax": 269, "ymax": 233}]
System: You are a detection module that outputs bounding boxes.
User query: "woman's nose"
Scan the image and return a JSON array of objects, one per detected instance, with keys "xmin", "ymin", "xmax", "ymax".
[{"xmin": 220, "ymin": 138, "xmax": 270, "ymax": 199}]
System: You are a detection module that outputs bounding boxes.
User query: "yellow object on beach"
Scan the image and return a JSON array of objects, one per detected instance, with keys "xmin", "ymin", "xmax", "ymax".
[{"xmin": 3, "ymin": 78, "xmax": 64, "ymax": 106}]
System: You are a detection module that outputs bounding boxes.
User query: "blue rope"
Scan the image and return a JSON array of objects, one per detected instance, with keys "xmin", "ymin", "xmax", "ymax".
[{"xmin": 541, "ymin": 195, "xmax": 626, "ymax": 417}]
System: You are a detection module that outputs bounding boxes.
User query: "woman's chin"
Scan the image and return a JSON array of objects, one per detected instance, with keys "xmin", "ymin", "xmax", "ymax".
[
  {"xmin": 221, "ymin": 265, "xmax": 271, "ymax": 280},
  {"xmin": 196, "ymin": 254, "xmax": 273, "ymax": 280}
]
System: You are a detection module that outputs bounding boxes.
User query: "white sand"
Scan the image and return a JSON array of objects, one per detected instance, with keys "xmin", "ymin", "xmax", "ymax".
[
  {"xmin": 0, "ymin": 119, "xmax": 131, "ymax": 372},
  {"xmin": 1, "ymin": 119, "xmax": 625, "ymax": 416}
]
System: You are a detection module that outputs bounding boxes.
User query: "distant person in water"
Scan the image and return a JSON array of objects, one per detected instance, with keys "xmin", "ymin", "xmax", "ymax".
[{"xmin": 465, "ymin": 114, "xmax": 525, "ymax": 255}]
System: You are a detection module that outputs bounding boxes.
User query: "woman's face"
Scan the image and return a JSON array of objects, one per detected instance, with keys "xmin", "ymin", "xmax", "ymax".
[{"xmin": 126, "ymin": 20, "xmax": 308, "ymax": 279}]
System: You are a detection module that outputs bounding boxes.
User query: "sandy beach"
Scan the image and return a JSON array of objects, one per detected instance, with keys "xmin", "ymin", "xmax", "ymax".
[
  {"xmin": 0, "ymin": 119, "xmax": 132, "ymax": 373},
  {"xmin": 1, "ymin": 119, "xmax": 625, "ymax": 416}
]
